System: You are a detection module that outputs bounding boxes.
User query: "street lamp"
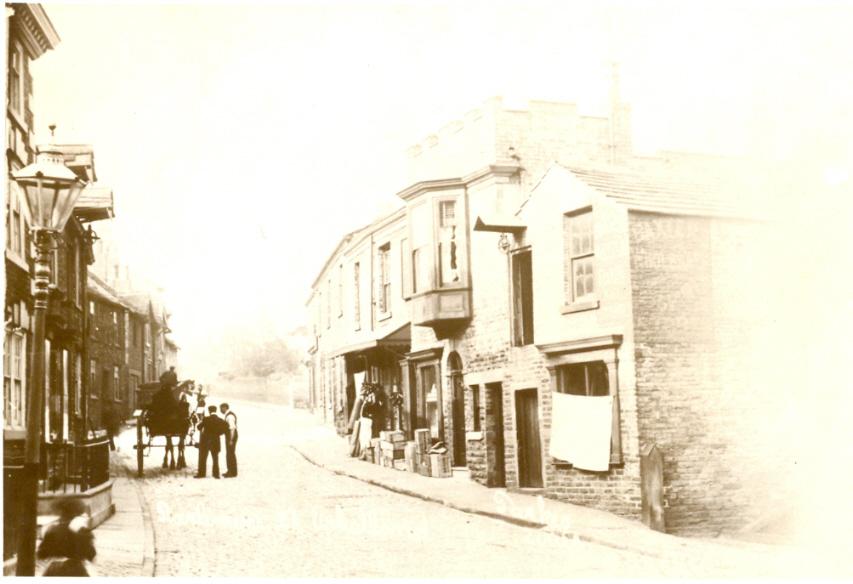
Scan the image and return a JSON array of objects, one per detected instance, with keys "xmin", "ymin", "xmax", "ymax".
[{"xmin": 12, "ymin": 146, "xmax": 86, "ymax": 576}]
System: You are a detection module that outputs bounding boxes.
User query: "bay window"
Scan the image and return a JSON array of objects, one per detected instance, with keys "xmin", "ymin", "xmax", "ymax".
[
  {"xmin": 408, "ymin": 194, "xmax": 467, "ymax": 294},
  {"xmin": 438, "ymin": 200, "xmax": 459, "ymax": 286}
]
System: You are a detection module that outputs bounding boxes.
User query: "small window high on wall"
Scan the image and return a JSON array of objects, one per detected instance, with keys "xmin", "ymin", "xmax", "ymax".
[{"xmin": 564, "ymin": 209, "xmax": 595, "ymax": 304}]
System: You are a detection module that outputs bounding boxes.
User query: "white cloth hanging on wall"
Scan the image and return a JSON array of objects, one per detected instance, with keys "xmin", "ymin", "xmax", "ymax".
[{"xmin": 549, "ymin": 392, "xmax": 613, "ymax": 472}]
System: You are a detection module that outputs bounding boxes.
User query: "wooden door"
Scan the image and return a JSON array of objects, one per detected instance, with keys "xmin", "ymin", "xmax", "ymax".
[
  {"xmin": 486, "ymin": 383, "xmax": 505, "ymax": 487},
  {"xmin": 451, "ymin": 373, "xmax": 466, "ymax": 466},
  {"xmin": 515, "ymin": 389, "xmax": 543, "ymax": 488}
]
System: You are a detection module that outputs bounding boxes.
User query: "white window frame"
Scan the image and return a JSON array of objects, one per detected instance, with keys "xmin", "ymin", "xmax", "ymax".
[
  {"xmin": 114, "ymin": 366, "xmax": 121, "ymax": 401},
  {"xmin": 563, "ymin": 208, "xmax": 599, "ymax": 313},
  {"xmin": 3, "ymin": 331, "xmax": 27, "ymax": 430},
  {"xmin": 8, "ymin": 40, "xmax": 25, "ymax": 118},
  {"xmin": 6, "ymin": 180, "xmax": 27, "ymax": 268},
  {"xmin": 62, "ymin": 350, "xmax": 69, "ymax": 441},
  {"xmin": 378, "ymin": 242, "xmax": 391, "ymax": 317},
  {"xmin": 89, "ymin": 359, "xmax": 98, "ymax": 400}
]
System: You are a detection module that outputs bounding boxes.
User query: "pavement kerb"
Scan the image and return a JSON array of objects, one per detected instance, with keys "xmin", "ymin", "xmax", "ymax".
[
  {"xmin": 289, "ymin": 443, "xmax": 673, "ymax": 560},
  {"xmin": 112, "ymin": 445, "xmax": 157, "ymax": 576}
]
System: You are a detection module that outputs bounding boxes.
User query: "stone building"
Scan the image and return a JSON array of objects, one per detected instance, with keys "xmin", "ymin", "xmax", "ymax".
[{"xmin": 307, "ymin": 90, "xmax": 786, "ymax": 536}]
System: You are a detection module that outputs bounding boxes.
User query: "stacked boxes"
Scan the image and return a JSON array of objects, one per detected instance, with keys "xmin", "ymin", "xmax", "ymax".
[
  {"xmin": 379, "ymin": 430, "xmax": 406, "ymax": 468},
  {"xmin": 355, "ymin": 427, "xmax": 451, "ymax": 478}
]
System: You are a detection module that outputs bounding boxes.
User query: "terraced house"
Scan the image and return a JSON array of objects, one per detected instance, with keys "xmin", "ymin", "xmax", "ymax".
[
  {"xmin": 307, "ymin": 90, "xmax": 786, "ymax": 537},
  {"xmin": 4, "ymin": 3, "xmax": 122, "ymax": 562}
]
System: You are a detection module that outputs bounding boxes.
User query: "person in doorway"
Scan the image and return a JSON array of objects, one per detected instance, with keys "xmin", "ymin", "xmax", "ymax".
[
  {"xmin": 102, "ymin": 401, "xmax": 120, "ymax": 451},
  {"xmin": 219, "ymin": 403, "xmax": 238, "ymax": 477},
  {"xmin": 194, "ymin": 405, "xmax": 226, "ymax": 479}
]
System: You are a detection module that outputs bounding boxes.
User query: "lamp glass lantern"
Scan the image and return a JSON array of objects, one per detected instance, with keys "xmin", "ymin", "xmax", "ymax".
[{"xmin": 12, "ymin": 148, "xmax": 87, "ymax": 232}]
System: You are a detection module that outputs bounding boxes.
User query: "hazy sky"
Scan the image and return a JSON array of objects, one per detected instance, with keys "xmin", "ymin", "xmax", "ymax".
[{"xmin": 28, "ymin": 1, "xmax": 852, "ymax": 377}]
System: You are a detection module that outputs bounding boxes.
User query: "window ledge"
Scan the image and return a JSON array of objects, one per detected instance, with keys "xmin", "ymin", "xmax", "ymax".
[
  {"xmin": 562, "ymin": 299, "xmax": 600, "ymax": 314},
  {"xmin": 466, "ymin": 431, "xmax": 483, "ymax": 441},
  {"xmin": 377, "ymin": 311, "xmax": 392, "ymax": 322},
  {"xmin": 5, "ymin": 250, "xmax": 28, "ymax": 271},
  {"xmin": 4, "ymin": 428, "xmax": 27, "ymax": 440}
]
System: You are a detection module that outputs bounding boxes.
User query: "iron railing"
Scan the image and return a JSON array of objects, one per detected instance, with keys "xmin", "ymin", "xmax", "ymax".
[{"xmin": 40, "ymin": 438, "xmax": 110, "ymax": 494}]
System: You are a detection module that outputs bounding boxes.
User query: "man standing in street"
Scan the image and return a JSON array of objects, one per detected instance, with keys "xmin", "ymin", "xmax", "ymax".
[
  {"xmin": 194, "ymin": 405, "xmax": 226, "ymax": 479},
  {"xmin": 220, "ymin": 403, "xmax": 238, "ymax": 478}
]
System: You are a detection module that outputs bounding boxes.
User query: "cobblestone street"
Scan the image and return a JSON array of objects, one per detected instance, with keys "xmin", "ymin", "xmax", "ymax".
[{"xmin": 112, "ymin": 400, "xmax": 702, "ymax": 578}]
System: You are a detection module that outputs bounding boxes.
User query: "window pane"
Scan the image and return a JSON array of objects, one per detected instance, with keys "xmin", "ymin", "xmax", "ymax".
[
  {"xmin": 560, "ymin": 364, "xmax": 588, "ymax": 396},
  {"xmin": 588, "ymin": 362, "xmax": 610, "ymax": 396},
  {"xmin": 411, "ymin": 203, "xmax": 432, "ymax": 248},
  {"xmin": 440, "ymin": 200, "xmax": 456, "ymax": 227}
]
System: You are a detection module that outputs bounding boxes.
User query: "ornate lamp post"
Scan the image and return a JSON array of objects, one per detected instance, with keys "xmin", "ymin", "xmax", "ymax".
[{"xmin": 12, "ymin": 146, "xmax": 86, "ymax": 576}]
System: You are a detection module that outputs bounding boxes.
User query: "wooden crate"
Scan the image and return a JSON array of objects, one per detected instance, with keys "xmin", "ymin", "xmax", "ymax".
[
  {"xmin": 417, "ymin": 456, "xmax": 431, "ymax": 477},
  {"xmin": 414, "ymin": 429, "xmax": 431, "ymax": 454},
  {"xmin": 429, "ymin": 453, "xmax": 451, "ymax": 478},
  {"xmin": 404, "ymin": 442, "xmax": 418, "ymax": 472}
]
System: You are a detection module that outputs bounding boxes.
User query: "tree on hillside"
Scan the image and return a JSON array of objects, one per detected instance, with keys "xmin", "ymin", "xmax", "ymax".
[{"xmin": 231, "ymin": 337, "xmax": 303, "ymax": 378}]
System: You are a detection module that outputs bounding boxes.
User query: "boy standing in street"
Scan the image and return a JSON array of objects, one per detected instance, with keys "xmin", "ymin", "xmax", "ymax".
[{"xmin": 220, "ymin": 403, "xmax": 238, "ymax": 477}]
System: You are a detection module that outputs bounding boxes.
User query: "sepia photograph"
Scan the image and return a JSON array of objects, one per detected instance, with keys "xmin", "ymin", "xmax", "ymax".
[{"xmin": 2, "ymin": 0, "xmax": 852, "ymax": 579}]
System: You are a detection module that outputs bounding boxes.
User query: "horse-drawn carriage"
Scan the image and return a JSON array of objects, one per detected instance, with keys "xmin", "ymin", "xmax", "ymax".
[{"xmin": 133, "ymin": 380, "xmax": 200, "ymax": 477}]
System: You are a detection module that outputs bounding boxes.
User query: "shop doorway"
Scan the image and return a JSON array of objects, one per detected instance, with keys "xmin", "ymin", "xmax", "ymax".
[
  {"xmin": 515, "ymin": 388, "xmax": 543, "ymax": 488},
  {"xmin": 448, "ymin": 352, "xmax": 466, "ymax": 467}
]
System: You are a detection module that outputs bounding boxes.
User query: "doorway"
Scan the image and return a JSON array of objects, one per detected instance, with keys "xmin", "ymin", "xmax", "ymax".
[
  {"xmin": 485, "ymin": 382, "xmax": 506, "ymax": 487},
  {"xmin": 448, "ymin": 352, "xmax": 466, "ymax": 467},
  {"xmin": 515, "ymin": 388, "xmax": 543, "ymax": 488}
]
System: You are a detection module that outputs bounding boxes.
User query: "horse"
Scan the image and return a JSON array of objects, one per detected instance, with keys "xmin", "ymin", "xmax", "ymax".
[{"xmin": 144, "ymin": 394, "xmax": 191, "ymax": 471}]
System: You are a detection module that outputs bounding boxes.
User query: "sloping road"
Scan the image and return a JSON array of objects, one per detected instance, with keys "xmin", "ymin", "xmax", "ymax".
[{"xmin": 117, "ymin": 399, "xmax": 696, "ymax": 578}]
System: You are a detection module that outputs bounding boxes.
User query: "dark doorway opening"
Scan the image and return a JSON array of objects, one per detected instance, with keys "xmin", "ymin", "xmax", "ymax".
[
  {"xmin": 448, "ymin": 351, "xmax": 466, "ymax": 467},
  {"xmin": 515, "ymin": 388, "xmax": 543, "ymax": 488},
  {"xmin": 485, "ymin": 382, "xmax": 506, "ymax": 487}
]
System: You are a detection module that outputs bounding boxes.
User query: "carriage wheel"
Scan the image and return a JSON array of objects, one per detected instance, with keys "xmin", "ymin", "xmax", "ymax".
[{"xmin": 136, "ymin": 419, "xmax": 144, "ymax": 477}]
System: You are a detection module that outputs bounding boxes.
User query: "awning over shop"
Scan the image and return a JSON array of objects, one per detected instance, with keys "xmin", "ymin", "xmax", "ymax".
[
  {"xmin": 329, "ymin": 323, "xmax": 411, "ymax": 358},
  {"xmin": 472, "ymin": 213, "xmax": 526, "ymax": 234},
  {"xmin": 74, "ymin": 184, "xmax": 115, "ymax": 221}
]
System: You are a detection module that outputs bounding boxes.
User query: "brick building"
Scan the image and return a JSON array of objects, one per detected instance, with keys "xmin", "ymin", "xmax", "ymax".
[
  {"xmin": 87, "ymin": 273, "xmax": 132, "ymax": 427},
  {"xmin": 4, "ymin": 3, "xmax": 123, "ymax": 562},
  {"xmin": 307, "ymin": 89, "xmax": 786, "ymax": 536}
]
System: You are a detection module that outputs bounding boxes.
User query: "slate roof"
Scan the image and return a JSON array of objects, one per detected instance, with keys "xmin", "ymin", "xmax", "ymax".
[
  {"xmin": 556, "ymin": 162, "xmax": 764, "ymax": 220},
  {"xmin": 88, "ymin": 272, "xmax": 130, "ymax": 309}
]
